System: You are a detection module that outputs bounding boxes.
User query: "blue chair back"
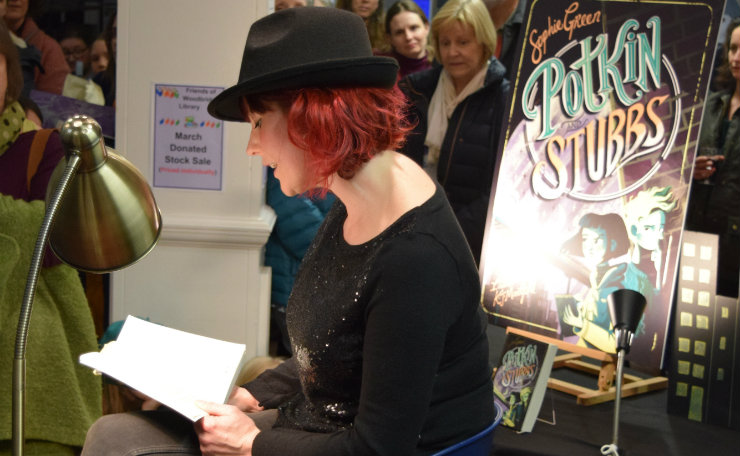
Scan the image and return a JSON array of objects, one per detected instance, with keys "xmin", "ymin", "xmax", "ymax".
[{"xmin": 431, "ymin": 402, "xmax": 504, "ymax": 456}]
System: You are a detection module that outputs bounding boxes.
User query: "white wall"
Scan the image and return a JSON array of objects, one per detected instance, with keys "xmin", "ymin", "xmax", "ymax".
[{"xmin": 111, "ymin": 0, "xmax": 275, "ymax": 355}]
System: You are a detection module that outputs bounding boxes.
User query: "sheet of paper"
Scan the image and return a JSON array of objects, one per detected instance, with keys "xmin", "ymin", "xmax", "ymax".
[{"xmin": 80, "ymin": 315, "xmax": 247, "ymax": 421}]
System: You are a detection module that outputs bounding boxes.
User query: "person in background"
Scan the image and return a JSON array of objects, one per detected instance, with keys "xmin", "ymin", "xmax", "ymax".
[
  {"xmin": 0, "ymin": 19, "xmax": 101, "ymax": 455},
  {"xmin": 0, "ymin": 0, "xmax": 39, "ymax": 98},
  {"xmin": 56, "ymin": 22, "xmax": 105, "ymax": 104},
  {"xmin": 81, "ymin": 7, "xmax": 493, "ymax": 455},
  {"xmin": 378, "ymin": 0, "xmax": 433, "ymax": 80},
  {"xmin": 336, "ymin": 0, "xmax": 386, "ymax": 51},
  {"xmin": 3, "ymin": 0, "xmax": 69, "ymax": 94},
  {"xmin": 0, "ymin": 17, "xmax": 53, "ymax": 237},
  {"xmin": 58, "ymin": 22, "xmax": 96, "ymax": 78},
  {"xmin": 275, "ymin": 0, "xmax": 330, "ymax": 9},
  {"xmin": 93, "ymin": 12, "xmax": 116, "ymax": 106},
  {"xmin": 399, "ymin": 0, "xmax": 509, "ymax": 265},
  {"xmin": 276, "ymin": 0, "xmax": 308, "ymax": 9},
  {"xmin": 686, "ymin": 16, "xmax": 740, "ymax": 298},
  {"xmin": 483, "ymin": 0, "xmax": 525, "ymax": 79},
  {"xmin": 89, "ymin": 34, "xmax": 108, "ymax": 74}
]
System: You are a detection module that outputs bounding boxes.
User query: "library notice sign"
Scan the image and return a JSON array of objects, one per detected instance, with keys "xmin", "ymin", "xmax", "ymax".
[{"xmin": 153, "ymin": 84, "xmax": 224, "ymax": 190}]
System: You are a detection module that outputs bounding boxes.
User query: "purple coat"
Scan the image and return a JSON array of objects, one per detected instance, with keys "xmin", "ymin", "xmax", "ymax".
[{"xmin": 0, "ymin": 129, "xmax": 65, "ymax": 266}]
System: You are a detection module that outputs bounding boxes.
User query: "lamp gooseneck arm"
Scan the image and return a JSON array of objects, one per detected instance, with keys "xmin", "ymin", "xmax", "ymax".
[{"xmin": 13, "ymin": 154, "xmax": 81, "ymax": 456}]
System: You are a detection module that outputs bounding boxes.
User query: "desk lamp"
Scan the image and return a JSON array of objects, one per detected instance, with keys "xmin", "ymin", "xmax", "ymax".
[
  {"xmin": 600, "ymin": 289, "xmax": 647, "ymax": 456},
  {"xmin": 12, "ymin": 115, "xmax": 162, "ymax": 456}
]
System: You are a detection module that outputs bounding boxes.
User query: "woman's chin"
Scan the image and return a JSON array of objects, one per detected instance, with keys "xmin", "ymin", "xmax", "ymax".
[
  {"xmin": 279, "ymin": 182, "xmax": 309, "ymax": 197},
  {"xmin": 279, "ymin": 184, "xmax": 298, "ymax": 197},
  {"xmin": 402, "ymin": 48, "xmax": 424, "ymax": 59}
]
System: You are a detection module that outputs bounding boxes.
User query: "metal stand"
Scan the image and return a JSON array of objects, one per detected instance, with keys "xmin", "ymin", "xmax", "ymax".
[
  {"xmin": 600, "ymin": 348, "xmax": 626, "ymax": 455},
  {"xmin": 12, "ymin": 155, "xmax": 80, "ymax": 456},
  {"xmin": 11, "ymin": 115, "xmax": 161, "ymax": 456},
  {"xmin": 599, "ymin": 320, "xmax": 639, "ymax": 455}
]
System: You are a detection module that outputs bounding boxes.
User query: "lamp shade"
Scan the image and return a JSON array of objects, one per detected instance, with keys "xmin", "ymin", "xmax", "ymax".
[
  {"xmin": 46, "ymin": 115, "xmax": 162, "ymax": 272},
  {"xmin": 607, "ymin": 289, "xmax": 647, "ymax": 333}
]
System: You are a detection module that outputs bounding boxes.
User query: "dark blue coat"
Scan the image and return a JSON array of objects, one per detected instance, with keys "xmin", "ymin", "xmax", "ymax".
[{"xmin": 399, "ymin": 59, "xmax": 510, "ymax": 264}]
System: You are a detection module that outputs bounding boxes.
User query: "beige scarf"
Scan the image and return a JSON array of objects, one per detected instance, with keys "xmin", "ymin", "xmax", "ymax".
[{"xmin": 424, "ymin": 62, "xmax": 489, "ymax": 176}]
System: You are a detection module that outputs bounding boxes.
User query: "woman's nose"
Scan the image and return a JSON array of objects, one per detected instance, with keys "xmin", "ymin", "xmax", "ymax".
[{"xmin": 246, "ymin": 134, "xmax": 259, "ymax": 156}]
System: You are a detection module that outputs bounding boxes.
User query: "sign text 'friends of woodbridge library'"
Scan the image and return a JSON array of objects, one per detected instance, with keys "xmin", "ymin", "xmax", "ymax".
[{"xmin": 153, "ymin": 84, "xmax": 224, "ymax": 191}]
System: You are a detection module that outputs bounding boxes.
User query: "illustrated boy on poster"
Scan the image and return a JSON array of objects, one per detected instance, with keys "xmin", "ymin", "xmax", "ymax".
[{"xmin": 623, "ymin": 186, "xmax": 678, "ymax": 292}]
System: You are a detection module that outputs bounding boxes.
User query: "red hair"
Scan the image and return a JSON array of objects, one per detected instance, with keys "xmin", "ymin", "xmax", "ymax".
[{"xmin": 243, "ymin": 86, "xmax": 412, "ymax": 190}]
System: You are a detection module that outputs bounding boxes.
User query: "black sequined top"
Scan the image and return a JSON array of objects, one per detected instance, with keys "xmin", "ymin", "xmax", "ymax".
[{"xmin": 246, "ymin": 184, "xmax": 493, "ymax": 455}]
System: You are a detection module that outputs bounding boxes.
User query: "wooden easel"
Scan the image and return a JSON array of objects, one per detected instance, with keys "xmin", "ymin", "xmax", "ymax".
[{"xmin": 506, "ymin": 326, "xmax": 668, "ymax": 406}]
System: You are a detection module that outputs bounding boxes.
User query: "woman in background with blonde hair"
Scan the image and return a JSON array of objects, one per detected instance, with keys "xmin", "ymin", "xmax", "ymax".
[{"xmin": 399, "ymin": 0, "xmax": 509, "ymax": 265}]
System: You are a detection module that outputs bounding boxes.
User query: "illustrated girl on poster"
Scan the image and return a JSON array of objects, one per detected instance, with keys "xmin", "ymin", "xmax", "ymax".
[{"xmin": 558, "ymin": 212, "xmax": 652, "ymax": 352}]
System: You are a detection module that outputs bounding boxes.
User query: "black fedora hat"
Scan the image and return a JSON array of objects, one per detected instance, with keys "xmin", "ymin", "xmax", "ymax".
[{"xmin": 207, "ymin": 7, "xmax": 399, "ymax": 122}]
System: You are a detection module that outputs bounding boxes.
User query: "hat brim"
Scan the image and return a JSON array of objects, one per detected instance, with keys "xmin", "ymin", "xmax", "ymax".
[{"xmin": 208, "ymin": 57, "xmax": 399, "ymax": 122}]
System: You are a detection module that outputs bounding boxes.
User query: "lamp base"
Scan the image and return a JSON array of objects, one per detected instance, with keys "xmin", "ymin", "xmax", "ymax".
[{"xmin": 600, "ymin": 443, "xmax": 623, "ymax": 455}]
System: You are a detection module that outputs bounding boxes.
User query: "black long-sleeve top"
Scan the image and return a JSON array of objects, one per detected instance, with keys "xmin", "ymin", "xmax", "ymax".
[{"xmin": 245, "ymin": 184, "xmax": 493, "ymax": 455}]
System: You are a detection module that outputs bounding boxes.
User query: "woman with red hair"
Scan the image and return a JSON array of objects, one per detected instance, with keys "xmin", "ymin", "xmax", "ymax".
[{"xmin": 82, "ymin": 7, "xmax": 493, "ymax": 455}]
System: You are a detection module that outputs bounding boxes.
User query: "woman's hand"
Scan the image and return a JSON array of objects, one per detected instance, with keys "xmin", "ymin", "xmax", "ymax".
[
  {"xmin": 194, "ymin": 401, "xmax": 260, "ymax": 456},
  {"xmin": 694, "ymin": 155, "xmax": 724, "ymax": 181},
  {"xmin": 228, "ymin": 386, "xmax": 264, "ymax": 413}
]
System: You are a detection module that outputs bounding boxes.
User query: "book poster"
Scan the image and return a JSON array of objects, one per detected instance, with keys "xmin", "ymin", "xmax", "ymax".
[
  {"xmin": 153, "ymin": 84, "xmax": 224, "ymax": 191},
  {"xmin": 480, "ymin": 0, "xmax": 725, "ymax": 373}
]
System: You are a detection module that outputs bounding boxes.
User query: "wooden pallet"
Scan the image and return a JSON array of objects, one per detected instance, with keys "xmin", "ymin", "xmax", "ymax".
[{"xmin": 506, "ymin": 327, "xmax": 668, "ymax": 406}]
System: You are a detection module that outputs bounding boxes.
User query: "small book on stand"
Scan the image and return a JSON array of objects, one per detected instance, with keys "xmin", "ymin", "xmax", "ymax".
[
  {"xmin": 493, "ymin": 330, "xmax": 557, "ymax": 433},
  {"xmin": 79, "ymin": 315, "xmax": 248, "ymax": 421}
]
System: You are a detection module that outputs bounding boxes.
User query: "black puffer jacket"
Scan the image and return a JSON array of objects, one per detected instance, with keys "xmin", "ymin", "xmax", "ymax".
[{"xmin": 399, "ymin": 59, "xmax": 510, "ymax": 264}]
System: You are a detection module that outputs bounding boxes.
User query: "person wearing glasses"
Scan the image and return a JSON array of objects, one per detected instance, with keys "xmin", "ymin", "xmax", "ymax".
[{"xmin": 58, "ymin": 23, "xmax": 97, "ymax": 79}]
